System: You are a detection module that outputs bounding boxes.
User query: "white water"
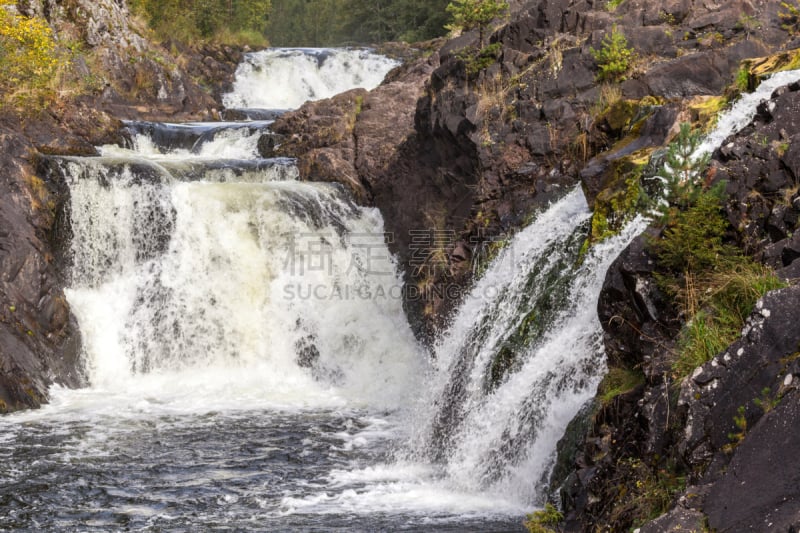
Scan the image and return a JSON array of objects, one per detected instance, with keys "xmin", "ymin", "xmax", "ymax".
[
  {"xmin": 63, "ymin": 165, "xmax": 423, "ymax": 412},
  {"xmin": 101, "ymin": 126, "xmax": 264, "ymax": 160},
  {"xmin": 222, "ymin": 48, "xmax": 400, "ymax": 110}
]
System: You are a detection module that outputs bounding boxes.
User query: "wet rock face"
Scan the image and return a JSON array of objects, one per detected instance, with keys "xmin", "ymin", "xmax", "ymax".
[
  {"xmin": 0, "ymin": 132, "xmax": 83, "ymax": 412},
  {"xmin": 597, "ymin": 231, "xmax": 677, "ymax": 371}
]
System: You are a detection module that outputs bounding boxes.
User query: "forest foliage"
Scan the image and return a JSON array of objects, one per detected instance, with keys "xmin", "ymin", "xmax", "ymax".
[
  {"xmin": 266, "ymin": 0, "xmax": 451, "ymax": 46},
  {"xmin": 0, "ymin": 0, "xmax": 59, "ymax": 107},
  {"xmin": 130, "ymin": 0, "xmax": 451, "ymax": 47},
  {"xmin": 129, "ymin": 0, "xmax": 273, "ymax": 45}
]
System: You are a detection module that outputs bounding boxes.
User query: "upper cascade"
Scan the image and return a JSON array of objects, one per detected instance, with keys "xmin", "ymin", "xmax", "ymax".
[{"xmin": 222, "ymin": 48, "xmax": 400, "ymax": 110}]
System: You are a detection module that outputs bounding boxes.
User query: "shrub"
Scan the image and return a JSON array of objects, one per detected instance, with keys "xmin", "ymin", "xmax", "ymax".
[
  {"xmin": 0, "ymin": 1, "xmax": 59, "ymax": 107},
  {"xmin": 457, "ymin": 41, "xmax": 502, "ymax": 75},
  {"xmin": 590, "ymin": 25, "xmax": 635, "ymax": 83},
  {"xmin": 524, "ymin": 503, "xmax": 563, "ymax": 533},
  {"xmin": 651, "ymin": 185, "xmax": 732, "ymax": 273}
]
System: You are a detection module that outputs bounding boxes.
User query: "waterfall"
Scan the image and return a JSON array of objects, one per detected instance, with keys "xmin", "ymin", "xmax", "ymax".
[
  {"xmin": 50, "ymin": 121, "xmax": 424, "ymax": 411},
  {"xmin": 419, "ymin": 201, "xmax": 647, "ymax": 504},
  {"xmin": 222, "ymin": 48, "xmax": 400, "ymax": 110}
]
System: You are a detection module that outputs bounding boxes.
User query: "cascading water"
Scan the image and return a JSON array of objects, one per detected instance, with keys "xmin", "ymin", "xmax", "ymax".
[
  {"xmin": 2, "ymin": 45, "xmax": 799, "ymax": 530},
  {"xmin": 222, "ymin": 48, "xmax": 400, "ymax": 110}
]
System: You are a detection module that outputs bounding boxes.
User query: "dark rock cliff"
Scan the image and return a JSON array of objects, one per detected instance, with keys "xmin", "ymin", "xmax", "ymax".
[{"xmin": 560, "ymin": 77, "xmax": 800, "ymax": 533}]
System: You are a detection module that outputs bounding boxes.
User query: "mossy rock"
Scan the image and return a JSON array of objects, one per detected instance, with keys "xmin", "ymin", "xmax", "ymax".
[
  {"xmin": 586, "ymin": 148, "xmax": 652, "ymax": 247},
  {"xmin": 597, "ymin": 99, "xmax": 641, "ymax": 138},
  {"xmin": 687, "ymin": 95, "xmax": 728, "ymax": 132},
  {"xmin": 746, "ymin": 49, "xmax": 800, "ymax": 82}
]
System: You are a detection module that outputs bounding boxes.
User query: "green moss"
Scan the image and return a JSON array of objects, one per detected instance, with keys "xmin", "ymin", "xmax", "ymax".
[
  {"xmin": 586, "ymin": 149, "xmax": 652, "ymax": 248},
  {"xmin": 688, "ymin": 96, "xmax": 728, "ymax": 132},
  {"xmin": 473, "ymin": 238, "xmax": 509, "ymax": 279},
  {"xmin": 599, "ymin": 366, "xmax": 645, "ymax": 404},
  {"xmin": 600, "ymin": 99, "xmax": 640, "ymax": 134},
  {"xmin": 745, "ymin": 49, "xmax": 800, "ymax": 84}
]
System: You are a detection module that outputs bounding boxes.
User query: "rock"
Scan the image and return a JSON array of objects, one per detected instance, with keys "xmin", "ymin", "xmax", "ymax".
[
  {"xmin": 642, "ymin": 40, "xmax": 770, "ymax": 98},
  {"xmin": 257, "ymin": 134, "xmax": 286, "ymax": 158},
  {"xmin": 704, "ymin": 391, "xmax": 800, "ymax": 532},
  {"xmin": 19, "ymin": 0, "xmax": 219, "ymax": 120},
  {"xmin": 597, "ymin": 232, "xmax": 676, "ymax": 369},
  {"xmin": 0, "ymin": 132, "xmax": 83, "ymax": 412},
  {"xmin": 778, "ymin": 258, "xmax": 800, "ymax": 282},
  {"xmin": 638, "ymin": 507, "xmax": 707, "ymax": 533},
  {"xmin": 782, "ymin": 232, "xmax": 800, "ymax": 266}
]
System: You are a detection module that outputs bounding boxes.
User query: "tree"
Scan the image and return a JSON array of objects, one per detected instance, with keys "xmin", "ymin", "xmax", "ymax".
[
  {"xmin": 590, "ymin": 25, "xmax": 635, "ymax": 82},
  {"xmin": 0, "ymin": 0, "xmax": 59, "ymax": 106},
  {"xmin": 446, "ymin": 0, "xmax": 509, "ymax": 47},
  {"xmin": 656, "ymin": 122, "xmax": 711, "ymax": 210}
]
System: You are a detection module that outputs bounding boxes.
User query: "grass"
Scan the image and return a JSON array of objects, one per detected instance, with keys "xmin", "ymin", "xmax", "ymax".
[
  {"xmin": 650, "ymin": 180, "xmax": 788, "ymax": 381},
  {"xmin": 671, "ymin": 261, "xmax": 786, "ymax": 380}
]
